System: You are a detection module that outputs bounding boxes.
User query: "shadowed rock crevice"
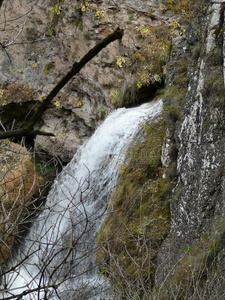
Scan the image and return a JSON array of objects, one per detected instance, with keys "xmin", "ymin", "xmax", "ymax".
[{"xmin": 122, "ymin": 79, "xmax": 165, "ymax": 108}]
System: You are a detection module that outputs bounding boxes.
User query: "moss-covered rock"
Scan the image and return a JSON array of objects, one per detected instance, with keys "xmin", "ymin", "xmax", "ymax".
[
  {"xmin": 0, "ymin": 140, "xmax": 40, "ymax": 263},
  {"xmin": 96, "ymin": 117, "xmax": 177, "ymax": 298}
]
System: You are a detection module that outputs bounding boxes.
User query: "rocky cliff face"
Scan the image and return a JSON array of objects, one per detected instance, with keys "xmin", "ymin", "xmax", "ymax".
[
  {"xmin": 162, "ymin": 0, "xmax": 224, "ymax": 244},
  {"xmin": 0, "ymin": 0, "xmax": 181, "ymax": 162},
  {"xmin": 155, "ymin": 1, "xmax": 225, "ymax": 297}
]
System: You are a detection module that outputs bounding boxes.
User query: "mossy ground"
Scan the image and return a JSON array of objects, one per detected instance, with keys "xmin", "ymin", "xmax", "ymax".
[{"xmin": 96, "ymin": 117, "xmax": 177, "ymax": 298}]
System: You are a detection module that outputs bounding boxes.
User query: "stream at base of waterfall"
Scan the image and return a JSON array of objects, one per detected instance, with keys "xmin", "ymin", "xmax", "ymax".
[{"xmin": 1, "ymin": 100, "xmax": 162, "ymax": 300}]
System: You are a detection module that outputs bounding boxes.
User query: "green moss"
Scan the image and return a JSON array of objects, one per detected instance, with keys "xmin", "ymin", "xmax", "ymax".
[
  {"xmin": 34, "ymin": 156, "xmax": 61, "ymax": 191},
  {"xmin": 201, "ymin": 36, "xmax": 225, "ymax": 111},
  {"xmin": 110, "ymin": 89, "xmax": 123, "ymax": 107},
  {"xmin": 78, "ymin": 20, "xmax": 83, "ymax": 31},
  {"xmin": 191, "ymin": 41, "xmax": 203, "ymax": 60},
  {"xmin": 112, "ymin": 80, "xmax": 165, "ymax": 108},
  {"xmin": 203, "ymin": 47, "xmax": 224, "ymax": 100},
  {"xmin": 162, "ymin": 0, "xmax": 189, "ymax": 14},
  {"xmin": 44, "ymin": 64, "xmax": 50, "ymax": 74},
  {"xmin": 204, "ymin": 66, "xmax": 224, "ymax": 92},
  {"xmin": 96, "ymin": 117, "xmax": 176, "ymax": 297},
  {"xmin": 190, "ymin": 0, "xmax": 210, "ymax": 16},
  {"xmin": 162, "ymin": 85, "xmax": 187, "ymax": 122},
  {"xmin": 161, "ymin": 55, "xmax": 189, "ymax": 123},
  {"xmin": 44, "ymin": 62, "xmax": 54, "ymax": 74},
  {"xmin": 97, "ymin": 106, "xmax": 107, "ymax": 119}
]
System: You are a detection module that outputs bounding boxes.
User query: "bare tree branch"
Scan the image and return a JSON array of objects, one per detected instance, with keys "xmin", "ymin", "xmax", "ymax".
[
  {"xmin": 0, "ymin": 41, "xmax": 11, "ymax": 62},
  {"xmin": 0, "ymin": 27, "xmax": 124, "ymax": 140}
]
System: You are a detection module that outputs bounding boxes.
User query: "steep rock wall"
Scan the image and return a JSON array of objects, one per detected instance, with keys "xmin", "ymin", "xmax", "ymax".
[{"xmin": 155, "ymin": 1, "xmax": 225, "ymax": 297}]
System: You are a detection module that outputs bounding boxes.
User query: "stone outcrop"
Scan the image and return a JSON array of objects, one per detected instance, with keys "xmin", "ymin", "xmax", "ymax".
[{"xmin": 0, "ymin": 140, "xmax": 39, "ymax": 263}]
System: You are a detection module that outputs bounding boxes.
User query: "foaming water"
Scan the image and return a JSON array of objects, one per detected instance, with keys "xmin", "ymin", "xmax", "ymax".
[{"xmin": 2, "ymin": 100, "xmax": 162, "ymax": 299}]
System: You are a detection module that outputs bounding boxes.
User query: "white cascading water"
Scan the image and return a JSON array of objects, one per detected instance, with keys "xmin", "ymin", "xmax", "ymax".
[{"xmin": 1, "ymin": 100, "xmax": 162, "ymax": 299}]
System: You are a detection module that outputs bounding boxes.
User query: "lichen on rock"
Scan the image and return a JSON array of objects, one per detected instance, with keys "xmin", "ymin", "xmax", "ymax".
[{"xmin": 155, "ymin": 1, "xmax": 225, "ymax": 295}]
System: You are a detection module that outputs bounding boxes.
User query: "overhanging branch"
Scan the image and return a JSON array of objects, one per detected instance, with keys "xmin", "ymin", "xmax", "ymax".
[
  {"xmin": 0, "ymin": 128, "xmax": 55, "ymax": 139},
  {"xmin": 0, "ymin": 27, "xmax": 124, "ymax": 140}
]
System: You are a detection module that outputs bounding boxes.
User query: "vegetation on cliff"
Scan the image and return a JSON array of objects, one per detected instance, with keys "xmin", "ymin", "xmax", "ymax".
[{"xmin": 96, "ymin": 116, "xmax": 177, "ymax": 298}]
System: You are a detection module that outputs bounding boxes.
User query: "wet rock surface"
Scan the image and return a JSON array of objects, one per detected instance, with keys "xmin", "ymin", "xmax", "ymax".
[{"xmin": 156, "ymin": 1, "xmax": 225, "ymax": 290}]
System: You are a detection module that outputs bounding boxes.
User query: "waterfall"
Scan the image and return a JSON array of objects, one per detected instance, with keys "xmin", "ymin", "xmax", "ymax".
[{"xmin": 2, "ymin": 100, "xmax": 162, "ymax": 300}]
